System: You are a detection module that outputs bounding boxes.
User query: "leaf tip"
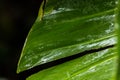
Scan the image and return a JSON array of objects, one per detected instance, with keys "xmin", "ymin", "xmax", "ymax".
[{"xmin": 37, "ymin": 0, "xmax": 46, "ymax": 21}]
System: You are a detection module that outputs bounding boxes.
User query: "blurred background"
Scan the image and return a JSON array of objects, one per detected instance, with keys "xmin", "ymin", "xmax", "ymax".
[{"xmin": 0, "ymin": 0, "xmax": 42, "ymax": 80}]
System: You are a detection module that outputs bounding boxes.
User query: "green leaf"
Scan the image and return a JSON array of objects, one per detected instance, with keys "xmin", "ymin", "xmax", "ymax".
[
  {"xmin": 17, "ymin": 0, "xmax": 117, "ymax": 73},
  {"xmin": 115, "ymin": 0, "xmax": 120, "ymax": 79},
  {"xmin": 27, "ymin": 47, "xmax": 118, "ymax": 80}
]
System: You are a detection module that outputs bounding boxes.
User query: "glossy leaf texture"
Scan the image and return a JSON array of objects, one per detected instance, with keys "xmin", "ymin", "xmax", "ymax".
[
  {"xmin": 17, "ymin": 0, "xmax": 117, "ymax": 73},
  {"xmin": 27, "ymin": 47, "xmax": 118, "ymax": 80}
]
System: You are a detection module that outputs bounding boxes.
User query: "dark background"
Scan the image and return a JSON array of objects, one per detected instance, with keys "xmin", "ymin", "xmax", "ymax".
[{"xmin": 0, "ymin": 0, "xmax": 42, "ymax": 80}]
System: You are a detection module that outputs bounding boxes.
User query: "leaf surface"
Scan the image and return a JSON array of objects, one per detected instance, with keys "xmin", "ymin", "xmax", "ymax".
[
  {"xmin": 17, "ymin": 0, "xmax": 117, "ymax": 73},
  {"xmin": 27, "ymin": 47, "xmax": 117, "ymax": 80}
]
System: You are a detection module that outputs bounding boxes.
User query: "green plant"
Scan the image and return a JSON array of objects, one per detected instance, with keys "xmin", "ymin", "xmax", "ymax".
[{"xmin": 17, "ymin": 0, "xmax": 120, "ymax": 80}]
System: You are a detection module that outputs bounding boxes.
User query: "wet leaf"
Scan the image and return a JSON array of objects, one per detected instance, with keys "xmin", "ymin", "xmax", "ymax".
[
  {"xmin": 17, "ymin": 0, "xmax": 117, "ymax": 73},
  {"xmin": 27, "ymin": 47, "xmax": 117, "ymax": 80}
]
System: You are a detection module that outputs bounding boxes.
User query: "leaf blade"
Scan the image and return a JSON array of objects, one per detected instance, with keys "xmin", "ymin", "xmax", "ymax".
[
  {"xmin": 17, "ymin": 0, "xmax": 117, "ymax": 73},
  {"xmin": 27, "ymin": 47, "xmax": 117, "ymax": 80}
]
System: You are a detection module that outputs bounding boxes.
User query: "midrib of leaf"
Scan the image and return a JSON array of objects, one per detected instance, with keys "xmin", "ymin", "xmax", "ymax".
[
  {"xmin": 63, "ymin": 53, "xmax": 117, "ymax": 80},
  {"xmin": 116, "ymin": 0, "xmax": 120, "ymax": 79}
]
